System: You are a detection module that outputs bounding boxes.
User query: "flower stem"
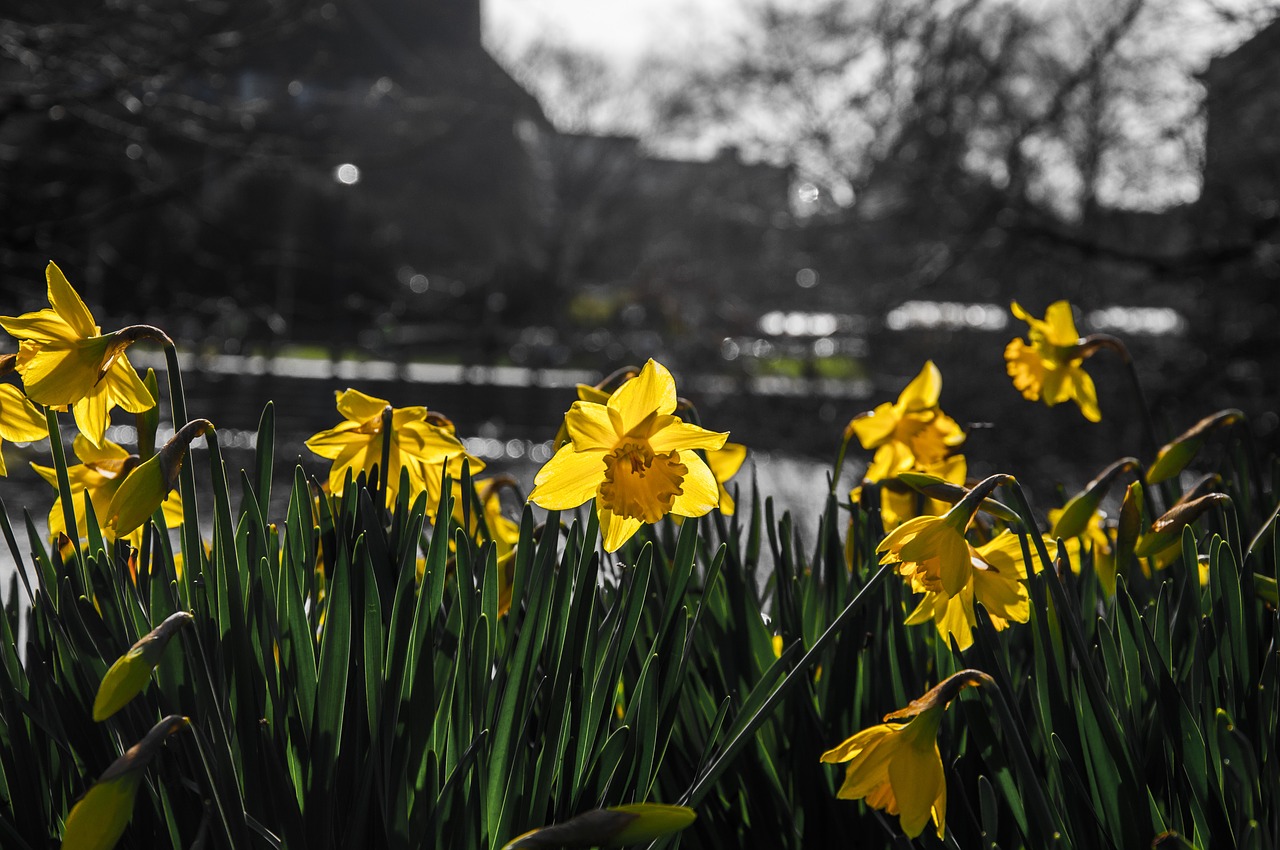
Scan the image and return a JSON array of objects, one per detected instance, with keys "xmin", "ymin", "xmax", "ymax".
[
  {"xmin": 44, "ymin": 406, "xmax": 81, "ymax": 567},
  {"xmin": 1081, "ymin": 333, "xmax": 1159, "ymax": 461}
]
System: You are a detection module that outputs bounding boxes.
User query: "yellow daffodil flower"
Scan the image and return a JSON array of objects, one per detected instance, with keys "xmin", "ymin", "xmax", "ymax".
[
  {"xmin": 903, "ymin": 531, "xmax": 1048, "ymax": 650},
  {"xmin": 877, "ymin": 508, "xmax": 974, "ymax": 597},
  {"xmin": 305, "ymin": 388, "xmax": 482, "ymax": 513},
  {"xmin": 0, "ymin": 381, "xmax": 48, "ymax": 476},
  {"xmin": 822, "ymin": 670, "xmax": 991, "ymax": 839},
  {"xmin": 33, "ymin": 435, "xmax": 183, "ymax": 547},
  {"xmin": 849, "ymin": 361, "xmax": 965, "ymax": 480},
  {"xmin": 0, "ymin": 262, "xmax": 159, "ymax": 446},
  {"xmin": 1004, "ymin": 300, "xmax": 1100, "ymax": 422},
  {"xmin": 530, "ymin": 359, "xmax": 728, "ymax": 552}
]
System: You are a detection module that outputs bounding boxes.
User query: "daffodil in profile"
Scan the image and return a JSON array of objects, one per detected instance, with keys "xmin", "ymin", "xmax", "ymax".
[
  {"xmin": 822, "ymin": 670, "xmax": 991, "ymax": 839},
  {"xmin": 877, "ymin": 508, "xmax": 974, "ymax": 597},
  {"xmin": 904, "ymin": 530, "xmax": 1046, "ymax": 650},
  {"xmin": 0, "ymin": 262, "xmax": 162, "ymax": 446},
  {"xmin": 1004, "ymin": 300, "xmax": 1100, "ymax": 422},
  {"xmin": 530, "ymin": 359, "xmax": 728, "ymax": 552},
  {"xmin": 0, "ymin": 378, "xmax": 48, "ymax": 476},
  {"xmin": 33, "ymin": 435, "xmax": 183, "ymax": 547},
  {"xmin": 305, "ymin": 388, "xmax": 482, "ymax": 512}
]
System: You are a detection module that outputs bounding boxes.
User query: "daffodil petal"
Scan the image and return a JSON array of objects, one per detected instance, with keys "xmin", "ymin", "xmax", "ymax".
[
  {"xmin": 335, "ymin": 388, "xmax": 392, "ymax": 423},
  {"xmin": 305, "ymin": 422, "xmax": 363, "ymax": 459},
  {"xmin": 0, "ymin": 308, "xmax": 77, "ymax": 343},
  {"xmin": 669, "ymin": 451, "xmax": 719, "ymax": 517},
  {"xmin": 1043, "ymin": 300, "xmax": 1080, "ymax": 346},
  {"xmin": 608, "ymin": 359, "xmax": 677, "ymax": 433},
  {"xmin": 529, "ymin": 444, "xmax": 604, "ymax": 510},
  {"xmin": 102, "ymin": 356, "xmax": 155, "ymax": 413},
  {"xmin": 1070, "ymin": 367, "xmax": 1101, "ymax": 422},
  {"xmin": 72, "ymin": 389, "xmax": 110, "ymax": 449},
  {"xmin": 0, "ymin": 384, "xmax": 48, "ymax": 442},
  {"xmin": 648, "ymin": 418, "xmax": 728, "ymax": 453},
  {"xmin": 706, "ymin": 442, "xmax": 747, "ymax": 483},
  {"xmin": 46, "ymin": 261, "xmax": 99, "ymax": 339},
  {"xmin": 599, "ymin": 505, "xmax": 644, "ymax": 553},
  {"xmin": 896, "ymin": 361, "xmax": 942, "ymax": 413},
  {"xmin": 887, "ymin": 738, "xmax": 944, "ymax": 838},
  {"xmin": 849, "ymin": 402, "xmax": 896, "ymax": 449},
  {"xmin": 565, "ymin": 401, "xmax": 617, "ymax": 452}
]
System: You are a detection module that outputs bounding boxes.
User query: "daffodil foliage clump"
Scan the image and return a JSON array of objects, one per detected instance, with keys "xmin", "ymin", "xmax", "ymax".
[{"xmin": 0, "ymin": 267, "xmax": 1277, "ymax": 850}]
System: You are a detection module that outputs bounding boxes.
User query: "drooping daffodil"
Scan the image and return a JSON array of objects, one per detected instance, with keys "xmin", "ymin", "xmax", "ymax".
[
  {"xmin": 1004, "ymin": 300, "xmax": 1100, "ymax": 422},
  {"xmin": 0, "ymin": 262, "xmax": 161, "ymax": 446},
  {"xmin": 822, "ymin": 670, "xmax": 992, "ymax": 839},
  {"xmin": 530, "ymin": 359, "xmax": 728, "ymax": 552},
  {"xmin": 904, "ymin": 530, "xmax": 1049, "ymax": 650},
  {"xmin": 305, "ymin": 388, "xmax": 482, "ymax": 513}
]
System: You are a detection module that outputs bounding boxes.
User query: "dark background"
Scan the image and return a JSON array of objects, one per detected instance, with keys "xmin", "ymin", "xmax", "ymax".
[{"xmin": 2, "ymin": 0, "xmax": 1278, "ymax": 496}]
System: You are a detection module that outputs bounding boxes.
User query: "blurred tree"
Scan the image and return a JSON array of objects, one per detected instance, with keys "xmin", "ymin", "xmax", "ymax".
[{"xmin": 0, "ymin": 0, "xmax": 309, "ymax": 312}]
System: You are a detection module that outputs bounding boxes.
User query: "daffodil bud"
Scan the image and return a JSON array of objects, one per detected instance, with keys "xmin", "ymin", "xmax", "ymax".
[
  {"xmin": 1052, "ymin": 458, "xmax": 1140, "ymax": 540},
  {"xmin": 60, "ymin": 715, "xmax": 189, "ymax": 850},
  {"xmin": 1146, "ymin": 409, "xmax": 1243, "ymax": 484},
  {"xmin": 1134, "ymin": 492, "xmax": 1231, "ymax": 558},
  {"xmin": 896, "ymin": 471, "xmax": 1019, "ymax": 522},
  {"xmin": 502, "ymin": 803, "xmax": 696, "ymax": 849},
  {"xmin": 105, "ymin": 419, "xmax": 211, "ymax": 536},
  {"xmin": 93, "ymin": 611, "xmax": 194, "ymax": 721}
]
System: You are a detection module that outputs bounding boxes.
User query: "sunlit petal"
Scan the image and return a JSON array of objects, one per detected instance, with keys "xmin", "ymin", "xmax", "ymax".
[{"xmin": 529, "ymin": 443, "xmax": 604, "ymax": 510}]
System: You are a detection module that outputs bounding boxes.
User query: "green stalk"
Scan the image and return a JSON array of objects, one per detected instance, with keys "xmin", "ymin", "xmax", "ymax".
[
  {"xmin": 164, "ymin": 342, "xmax": 200, "ymax": 601},
  {"xmin": 43, "ymin": 406, "xmax": 82, "ymax": 569},
  {"xmin": 677, "ymin": 563, "xmax": 893, "ymax": 809}
]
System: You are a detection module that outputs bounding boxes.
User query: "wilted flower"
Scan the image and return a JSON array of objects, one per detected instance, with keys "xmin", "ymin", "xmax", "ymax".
[
  {"xmin": 305, "ymin": 388, "xmax": 481, "ymax": 512},
  {"xmin": 0, "ymin": 262, "xmax": 160, "ymax": 446},
  {"xmin": 1004, "ymin": 300, "xmax": 1100, "ymax": 422},
  {"xmin": 530, "ymin": 359, "xmax": 728, "ymax": 552},
  {"xmin": 822, "ymin": 670, "xmax": 991, "ymax": 839}
]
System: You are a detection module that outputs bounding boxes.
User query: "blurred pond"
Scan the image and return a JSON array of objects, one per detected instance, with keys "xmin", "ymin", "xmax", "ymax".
[{"xmin": 1, "ymin": 353, "xmax": 869, "ymax": 581}]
